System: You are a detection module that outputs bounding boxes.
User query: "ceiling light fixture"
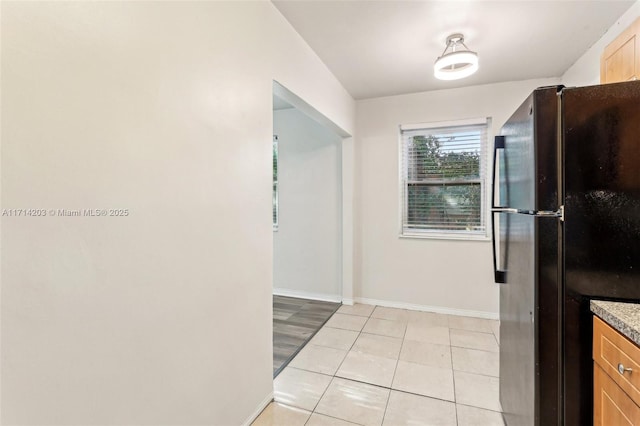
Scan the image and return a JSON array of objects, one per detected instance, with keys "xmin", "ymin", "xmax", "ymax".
[{"xmin": 434, "ymin": 33, "xmax": 478, "ymax": 81}]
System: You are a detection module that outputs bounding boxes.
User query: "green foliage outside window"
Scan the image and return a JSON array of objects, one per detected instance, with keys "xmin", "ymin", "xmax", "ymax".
[{"xmin": 407, "ymin": 134, "xmax": 482, "ymax": 231}]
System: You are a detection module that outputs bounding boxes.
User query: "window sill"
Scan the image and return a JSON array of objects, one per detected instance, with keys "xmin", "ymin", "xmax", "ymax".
[{"xmin": 399, "ymin": 232, "xmax": 490, "ymax": 242}]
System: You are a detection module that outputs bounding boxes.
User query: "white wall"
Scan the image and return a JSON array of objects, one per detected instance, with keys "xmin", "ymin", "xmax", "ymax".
[
  {"xmin": 273, "ymin": 108, "xmax": 342, "ymax": 300},
  {"xmin": 354, "ymin": 78, "xmax": 559, "ymax": 318},
  {"xmin": 0, "ymin": 2, "xmax": 354, "ymax": 425},
  {"xmin": 563, "ymin": 1, "xmax": 640, "ymax": 86},
  {"xmin": 341, "ymin": 136, "xmax": 355, "ymax": 304}
]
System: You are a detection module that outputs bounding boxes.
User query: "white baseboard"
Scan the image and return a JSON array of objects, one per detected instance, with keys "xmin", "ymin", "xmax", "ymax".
[
  {"xmin": 341, "ymin": 298, "xmax": 354, "ymax": 306},
  {"xmin": 353, "ymin": 297, "xmax": 499, "ymax": 320},
  {"xmin": 273, "ymin": 288, "xmax": 342, "ymax": 303},
  {"xmin": 242, "ymin": 392, "xmax": 273, "ymax": 426}
]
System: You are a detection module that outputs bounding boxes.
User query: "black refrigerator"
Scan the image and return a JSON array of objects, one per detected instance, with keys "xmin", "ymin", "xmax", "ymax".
[{"xmin": 492, "ymin": 81, "xmax": 640, "ymax": 426}]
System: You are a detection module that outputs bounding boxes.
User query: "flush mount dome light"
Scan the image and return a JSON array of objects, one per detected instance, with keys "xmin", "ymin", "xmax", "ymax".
[{"xmin": 434, "ymin": 33, "xmax": 478, "ymax": 81}]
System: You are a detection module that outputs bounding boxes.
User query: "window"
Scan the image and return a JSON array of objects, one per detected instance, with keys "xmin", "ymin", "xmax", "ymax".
[
  {"xmin": 273, "ymin": 135, "xmax": 279, "ymax": 230},
  {"xmin": 400, "ymin": 118, "xmax": 489, "ymax": 239}
]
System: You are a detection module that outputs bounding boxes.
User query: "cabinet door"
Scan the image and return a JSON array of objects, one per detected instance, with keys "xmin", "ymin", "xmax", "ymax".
[
  {"xmin": 594, "ymin": 364, "xmax": 640, "ymax": 425},
  {"xmin": 601, "ymin": 17, "xmax": 640, "ymax": 83}
]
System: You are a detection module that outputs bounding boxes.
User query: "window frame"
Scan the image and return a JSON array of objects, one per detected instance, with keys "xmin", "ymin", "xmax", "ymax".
[
  {"xmin": 398, "ymin": 118, "xmax": 491, "ymax": 241},
  {"xmin": 273, "ymin": 135, "xmax": 279, "ymax": 231}
]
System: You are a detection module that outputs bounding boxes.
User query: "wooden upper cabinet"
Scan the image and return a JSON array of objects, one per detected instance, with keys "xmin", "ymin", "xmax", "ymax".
[{"xmin": 601, "ymin": 17, "xmax": 640, "ymax": 84}]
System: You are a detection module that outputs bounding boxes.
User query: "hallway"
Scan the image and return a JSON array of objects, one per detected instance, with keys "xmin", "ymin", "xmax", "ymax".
[{"xmin": 273, "ymin": 296, "xmax": 340, "ymax": 375}]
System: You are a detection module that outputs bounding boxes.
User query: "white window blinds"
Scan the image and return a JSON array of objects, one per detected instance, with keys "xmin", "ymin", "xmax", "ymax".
[{"xmin": 400, "ymin": 119, "xmax": 489, "ymax": 237}]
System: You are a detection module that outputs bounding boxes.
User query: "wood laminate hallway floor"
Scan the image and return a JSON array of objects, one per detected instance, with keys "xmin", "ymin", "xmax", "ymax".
[{"xmin": 273, "ymin": 295, "xmax": 341, "ymax": 376}]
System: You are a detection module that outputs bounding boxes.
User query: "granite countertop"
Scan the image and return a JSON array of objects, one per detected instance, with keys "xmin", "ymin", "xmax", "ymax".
[{"xmin": 591, "ymin": 300, "xmax": 640, "ymax": 346}]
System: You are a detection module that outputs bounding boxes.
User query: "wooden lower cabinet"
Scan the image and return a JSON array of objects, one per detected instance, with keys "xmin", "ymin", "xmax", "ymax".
[
  {"xmin": 593, "ymin": 316, "xmax": 640, "ymax": 425},
  {"xmin": 594, "ymin": 364, "xmax": 640, "ymax": 425}
]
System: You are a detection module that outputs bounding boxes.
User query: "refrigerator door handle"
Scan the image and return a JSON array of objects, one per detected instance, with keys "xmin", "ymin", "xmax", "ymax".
[
  {"xmin": 491, "ymin": 210, "xmax": 507, "ymax": 284},
  {"xmin": 533, "ymin": 205, "xmax": 565, "ymax": 221},
  {"xmin": 491, "ymin": 136, "xmax": 507, "ymax": 284},
  {"xmin": 491, "ymin": 136, "xmax": 505, "ymax": 211},
  {"xmin": 492, "ymin": 207, "xmax": 519, "ymax": 214}
]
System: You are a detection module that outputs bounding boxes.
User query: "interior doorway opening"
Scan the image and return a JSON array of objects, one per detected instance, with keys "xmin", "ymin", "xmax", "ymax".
[{"xmin": 271, "ymin": 81, "xmax": 348, "ymax": 375}]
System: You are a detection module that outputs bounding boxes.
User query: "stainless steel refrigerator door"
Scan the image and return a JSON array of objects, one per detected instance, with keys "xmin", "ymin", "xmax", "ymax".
[
  {"xmin": 495, "ymin": 86, "xmax": 562, "ymax": 426},
  {"xmin": 500, "ymin": 212, "xmax": 536, "ymax": 426},
  {"xmin": 496, "ymin": 91, "xmax": 537, "ymax": 426}
]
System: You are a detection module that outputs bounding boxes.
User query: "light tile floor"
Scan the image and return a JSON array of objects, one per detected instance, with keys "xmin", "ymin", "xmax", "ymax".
[{"xmin": 254, "ymin": 304, "xmax": 504, "ymax": 426}]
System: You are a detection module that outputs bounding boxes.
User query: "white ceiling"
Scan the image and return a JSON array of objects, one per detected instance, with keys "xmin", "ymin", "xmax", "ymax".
[{"xmin": 273, "ymin": 0, "xmax": 635, "ymax": 100}]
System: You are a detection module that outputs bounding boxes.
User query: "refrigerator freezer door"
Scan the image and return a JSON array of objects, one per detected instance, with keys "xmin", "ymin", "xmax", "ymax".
[
  {"xmin": 562, "ymin": 81, "xmax": 640, "ymax": 425},
  {"xmin": 564, "ymin": 81, "xmax": 640, "ymax": 299}
]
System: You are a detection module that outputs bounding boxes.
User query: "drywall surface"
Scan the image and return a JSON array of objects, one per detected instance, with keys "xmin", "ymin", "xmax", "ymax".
[
  {"xmin": 0, "ymin": 2, "xmax": 354, "ymax": 425},
  {"xmin": 341, "ymin": 135, "xmax": 355, "ymax": 304},
  {"xmin": 354, "ymin": 78, "xmax": 559, "ymax": 317},
  {"xmin": 563, "ymin": 1, "xmax": 640, "ymax": 86},
  {"xmin": 273, "ymin": 108, "xmax": 342, "ymax": 300}
]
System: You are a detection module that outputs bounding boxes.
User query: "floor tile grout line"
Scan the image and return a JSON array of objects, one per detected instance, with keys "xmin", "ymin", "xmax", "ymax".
[
  {"xmin": 309, "ymin": 304, "xmax": 374, "ymax": 425},
  {"xmin": 450, "ymin": 327, "xmax": 496, "ymax": 335},
  {"xmin": 311, "ymin": 373, "xmax": 473, "ymax": 406},
  {"xmin": 452, "ymin": 368, "xmax": 500, "ymax": 379},
  {"xmin": 286, "ymin": 365, "xmax": 337, "ymax": 379},
  {"xmin": 451, "ymin": 346, "xmax": 499, "ymax": 353},
  {"xmin": 304, "ymin": 373, "xmax": 498, "ymax": 415},
  {"xmin": 380, "ymin": 307, "xmax": 408, "ymax": 426},
  {"xmin": 331, "ymin": 306, "xmax": 412, "ymax": 418},
  {"xmin": 316, "ymin": 370, "xmax": 494, "ymax": 408},
  {"xmin": 449, "ymin": 345, "xmax": 500, "ymax": 378},
  {"xmin": 449, "ymin": 325, "xmax": 460, "ymax": 426},
  {"xmin": 456, "ymin": 401, "xmax": 504, "ymax": 414},
  {"xmin": 492, "ymin": 324, "xmax": 500, "ymax": 346},
  {"xmin": 451, "ymin": 345, "xmax": 499, "ymax": 353},
  {"xmin": 306, "ymin": 409, "xmax": 367, "ymax": 426},
  {"xmin": 390, "ymin": 387, "xmax": 456, "ymax": 404},
  {"xmin": 263, "ymin": 399, "xmax": 316, "ymax": 422},
  {"xmin": 307, "ymin": 375, "xmax": 336, "ymax": 423},
  {"xmin": 268, "ymin": 384, "xmax": 501, "ymax": 425},
  {"xmin": 321, "ymin": 369, "xmax": 469, "ymax": 418}
]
